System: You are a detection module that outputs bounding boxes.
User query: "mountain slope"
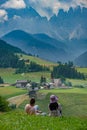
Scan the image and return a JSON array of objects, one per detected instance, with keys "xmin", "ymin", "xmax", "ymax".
[
  {"xmin": 0, "ymin": 39, "xmax": 24, "ymax": 68},
  {"xmin": 2, "ymin": 30, "xmax": 68, "ymax": 62},
  {"xmin": 33, "ymin": 33, "xmax": 67, "ymax": 49},
  {"xmin": 74, "ymin": 51, "xmax": 87, "ymax": 67},
  {"xmin": 0, "ymin": 39, "xmax": 23, "ymax": 53}
]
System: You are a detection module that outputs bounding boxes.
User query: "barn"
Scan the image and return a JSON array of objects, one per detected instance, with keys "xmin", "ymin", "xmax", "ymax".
[{"xmin": 16, "ymin": 80, "xmax": 29, "ymax": 88}]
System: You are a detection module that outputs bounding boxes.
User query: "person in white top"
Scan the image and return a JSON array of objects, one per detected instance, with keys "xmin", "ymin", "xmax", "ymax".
[{"xmin": 25, "ymin": 97, "xmax": 42, "ymax": 115}]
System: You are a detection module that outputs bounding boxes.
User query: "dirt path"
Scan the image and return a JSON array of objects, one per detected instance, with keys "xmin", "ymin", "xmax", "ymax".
[
  {"xmin": 7, "ymin": 94, "xmax": 29, "ymax": 108},
  {"xmin": 7, "ymin": 92, "xmax": 47, "ymax": 108}
]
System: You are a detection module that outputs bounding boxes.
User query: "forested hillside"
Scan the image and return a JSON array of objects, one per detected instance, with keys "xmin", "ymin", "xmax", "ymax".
[{"xmin": 0, "ymin": 39, "xmax": 24, "ymax": 68}]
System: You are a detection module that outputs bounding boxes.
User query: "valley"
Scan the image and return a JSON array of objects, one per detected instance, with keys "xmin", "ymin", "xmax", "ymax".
[{"xmin": 0, "ymin": 1, "xmax": 87, "ymax": 129}]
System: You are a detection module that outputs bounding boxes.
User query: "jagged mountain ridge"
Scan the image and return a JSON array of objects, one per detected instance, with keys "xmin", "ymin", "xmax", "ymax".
[{"xmin": 0, "ymin": 6, "xmax": 87, "ymax": 40}]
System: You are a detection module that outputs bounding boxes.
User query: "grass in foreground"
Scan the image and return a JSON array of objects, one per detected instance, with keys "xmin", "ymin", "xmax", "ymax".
[{"xmin": 0, "ymin": 110, "xmax": 87, "ymax": 130}]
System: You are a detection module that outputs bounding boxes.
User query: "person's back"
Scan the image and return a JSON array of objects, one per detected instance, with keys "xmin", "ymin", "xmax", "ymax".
[
  {"xmin": 49, "ymin": 95, "xmax": 62, "ymax": 116},
  {"xmin": 25, "ymin": 97, "xmax": 46, "ymax": 116},
  {"xmin": 25, "ymin": 97, "xmax": 36, "ymax": 115},
  {"xmin": 25, "ymin": 104, "xmax": 36, "ymax": 115}
]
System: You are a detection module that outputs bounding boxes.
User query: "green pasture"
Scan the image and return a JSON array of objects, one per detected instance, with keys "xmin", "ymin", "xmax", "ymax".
[
  {"xmin": 0, "ymin": 87, "xmax": 87, "ymax": 130},
  {"xmin": 1, "ymin": 68, "xmax": 87, "ymax": 87},
  {"xmin": 77, "ymin": 67, "xmax": 87, "ymax": 76},
  {"xmin": 18, "ymin": 53, "xmax": 57, "ymax": 66},
  {"xmin": 40, "ymin": 87, "xmax": 87, "ymax": 94},
  {"xmin": 0, "ymin": 110, "xmax": 87, "ymax": 130},
  {"xmin": 0, "ymin": 86, "xmax": 27, "ymax": 98},
  {"xmin": 19, "ymin": 88, "xmax": 87, "ymax": 117},
  {"xmin": 67, "ymin": 78, "xmax": 87, "ymax": 87},
  {"xmin": 0, "ymin": 68, "xmax": 51, "ymax": 84},
  {"xmin": 0, "ymin": 66, "xmax": 87, "ymax": 87}
]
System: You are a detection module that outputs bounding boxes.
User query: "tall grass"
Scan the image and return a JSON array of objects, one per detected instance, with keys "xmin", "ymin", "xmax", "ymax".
[{"xmin": 0, "ymin": 110, "xmax": 87, "ymax": 130}]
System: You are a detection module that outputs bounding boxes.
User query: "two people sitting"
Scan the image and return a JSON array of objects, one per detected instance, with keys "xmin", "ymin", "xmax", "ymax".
[{"xmin": 25, "ymin": 94, "xmax": 62, "ymax": 117}]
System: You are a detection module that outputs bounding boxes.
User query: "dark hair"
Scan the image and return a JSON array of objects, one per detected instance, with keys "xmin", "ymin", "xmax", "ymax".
[{"xmin": 30, "ymin": 97, "xmax": 35, "ymax": 105}]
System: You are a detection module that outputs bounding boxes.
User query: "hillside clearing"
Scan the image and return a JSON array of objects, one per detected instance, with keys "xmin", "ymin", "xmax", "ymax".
[{"xmin": 7, "ymin": 94, "xmax": 29, "ymax": 107}]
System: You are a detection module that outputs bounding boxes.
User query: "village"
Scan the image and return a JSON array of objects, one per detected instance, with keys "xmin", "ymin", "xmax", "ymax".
[{"xmin": 15, "ymin": 78, "xmax": 72, "ymax": 91}]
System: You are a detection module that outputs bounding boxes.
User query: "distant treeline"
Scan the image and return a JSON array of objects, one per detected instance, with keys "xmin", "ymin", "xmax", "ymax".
[
  {"xmin": 0, "ymin": 39, "xmax": 49, "ymax": 73},
  {"xmin": 15, "ymin": 61, "xmax": 50, "ymax": 73},
  {"xmin": 51, "ymin": 61, "xmax": 85, "ymax": 79}
]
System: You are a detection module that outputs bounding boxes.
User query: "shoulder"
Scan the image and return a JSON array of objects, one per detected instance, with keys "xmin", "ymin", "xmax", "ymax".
[
  {"xmin": 25, "ymin": 104, "xmax": 30, "ymax": 111},
  {"xmin": 25, "ymin": 104, "xmax": 30, "ymax": 108}
]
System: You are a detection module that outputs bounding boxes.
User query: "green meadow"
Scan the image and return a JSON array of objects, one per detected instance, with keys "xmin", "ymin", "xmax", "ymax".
[
  {"xmin": 0, "ymin": 67, "xmax": 87, "ymax": 87},
  {"xmin": 18, "ymin": 54, "xmax": 57, "ymax": 66},
  {"xmin": 0, "ymin": 86, "xmax": 27, "ymax": 99},
  {"xmin": 0, "ymin": 56, "xmax": 87, "ymax": 129},
  {"xmin": 0, "ymin": 110, "xmax": 87, "ymax": 130},
  {"xmin": 19, "ymin": 88, "xmax": 87, "ymax": 117},
  {"xmin": 0, "ymin": 68, "xmax": 51, "ymax": 83},
  {"xmin": 0, "ymin": 87, "xmax": 87, "ymax": 130}
]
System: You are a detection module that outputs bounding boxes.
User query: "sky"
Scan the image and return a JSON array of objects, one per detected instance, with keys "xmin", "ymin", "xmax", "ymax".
[{"xmin": 0, "ymin": 0, "xmax": 87, "ymax": 21}]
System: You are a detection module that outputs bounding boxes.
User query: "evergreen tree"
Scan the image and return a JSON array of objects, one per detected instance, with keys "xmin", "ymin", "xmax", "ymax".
[
  {"xmin": 0, "ymin": 76, "xmax": 4, "ymax": 84},
  {"xmin": 52, "ymin": 62, "xmax": 85, "ymax": 79}
]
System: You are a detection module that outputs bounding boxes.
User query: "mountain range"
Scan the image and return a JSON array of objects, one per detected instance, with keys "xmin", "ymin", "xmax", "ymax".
[
  {"xmin": 0, "ymin": 3, "xmax": 87, "ymax": 66},
  {"xmin": 1, "ymin": 30, "xmax": 68, "ymax": 62},
  {"xmin": 0, "ymin": 6, "xmax": 87, "ymax": 40}
]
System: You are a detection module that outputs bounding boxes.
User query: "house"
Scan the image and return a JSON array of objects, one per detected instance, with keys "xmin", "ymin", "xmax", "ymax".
[
  {"xmin": 16, "ymin": 80, "xmax": 29, "ymax": 88},
  {"xmin": 53, "ymin": 78, "xmax": 62, "ymax": 87}
]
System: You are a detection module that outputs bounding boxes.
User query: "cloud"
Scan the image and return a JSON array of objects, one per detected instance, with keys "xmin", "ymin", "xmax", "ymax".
[
  {"xmin": 0, "ymin": 9, "xmax": 8, "ymax": 22},
  {"xmin": 1, "ymin": 0, "xmax": 26, "ymax": 9},
  {"xmin": 28, "ymin": 0, "xmax": 87, "ymax": 18}
]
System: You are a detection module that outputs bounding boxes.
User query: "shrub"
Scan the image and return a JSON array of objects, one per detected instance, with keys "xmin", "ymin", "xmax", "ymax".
[
  {"xmin": 0, "ymin": 96, "xmax": 10, "ymax": 112},
  {"xmin": 74, "ymin": 85, "xmax": 84, "ymax": 88},
  {"xmin": 8, "ymin": 103, "xmax": 16, "ymax": 109}
]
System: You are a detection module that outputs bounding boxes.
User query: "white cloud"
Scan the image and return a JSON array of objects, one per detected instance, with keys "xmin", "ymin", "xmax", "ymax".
[
  {"xmin": 1, "ymin": 0, "xmax": 26, "ymax": 9},
  {"xmin": 0, "ymin": 9, "xmax": 8, "ymax": 22},
  {"xmin": 28, "ymin": 0, "xmax": 87, "ymax": 18}
]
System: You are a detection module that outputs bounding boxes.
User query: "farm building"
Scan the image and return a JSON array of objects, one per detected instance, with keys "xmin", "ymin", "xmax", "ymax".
[
  {"xmin": 16, "ymin": 80, "xmax": 29, "ymax": 88},
  {"xmin": 53, "ymin": 78, "xmax": 62, "ymax": 87}
]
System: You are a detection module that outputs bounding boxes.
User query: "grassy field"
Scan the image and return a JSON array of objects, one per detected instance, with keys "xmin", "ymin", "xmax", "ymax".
[
  {"xmin": 0, "ymin": 68, "xmax": 87, "ymax": 87},
  {"xmin": 0, "ymin": 68, "xmax": 51, "ymax": 84},
  {"xmin": 0, "ymin": 110, "xmax": 87, "ymax": 130},
  {"xmin": 19, "ymin": 88, "xmax": 87, "ymax": 117},
  {"xmin": 0, "ymin": 86, "xmax": 27, "ymax": 99},
  {"xmin": 0, "ymin": 87, "xmax": 87, "ymax": 130},
  {"xmin": 77, "ymin": 67, "xmax": 87, "ymax": 76},
  {"xmin": 67, "ymin": 78, "xmax": 87, "ymax": 87},
  {"xmin": 18, "ymin": 54, "xmax": 57, "ymax": 66}
]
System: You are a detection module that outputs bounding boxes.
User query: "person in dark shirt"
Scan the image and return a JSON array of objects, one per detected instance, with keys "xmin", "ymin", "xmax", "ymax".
[{"xmin": 49, "ymin": 95, "xmax": 62, "ymax": 116}]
